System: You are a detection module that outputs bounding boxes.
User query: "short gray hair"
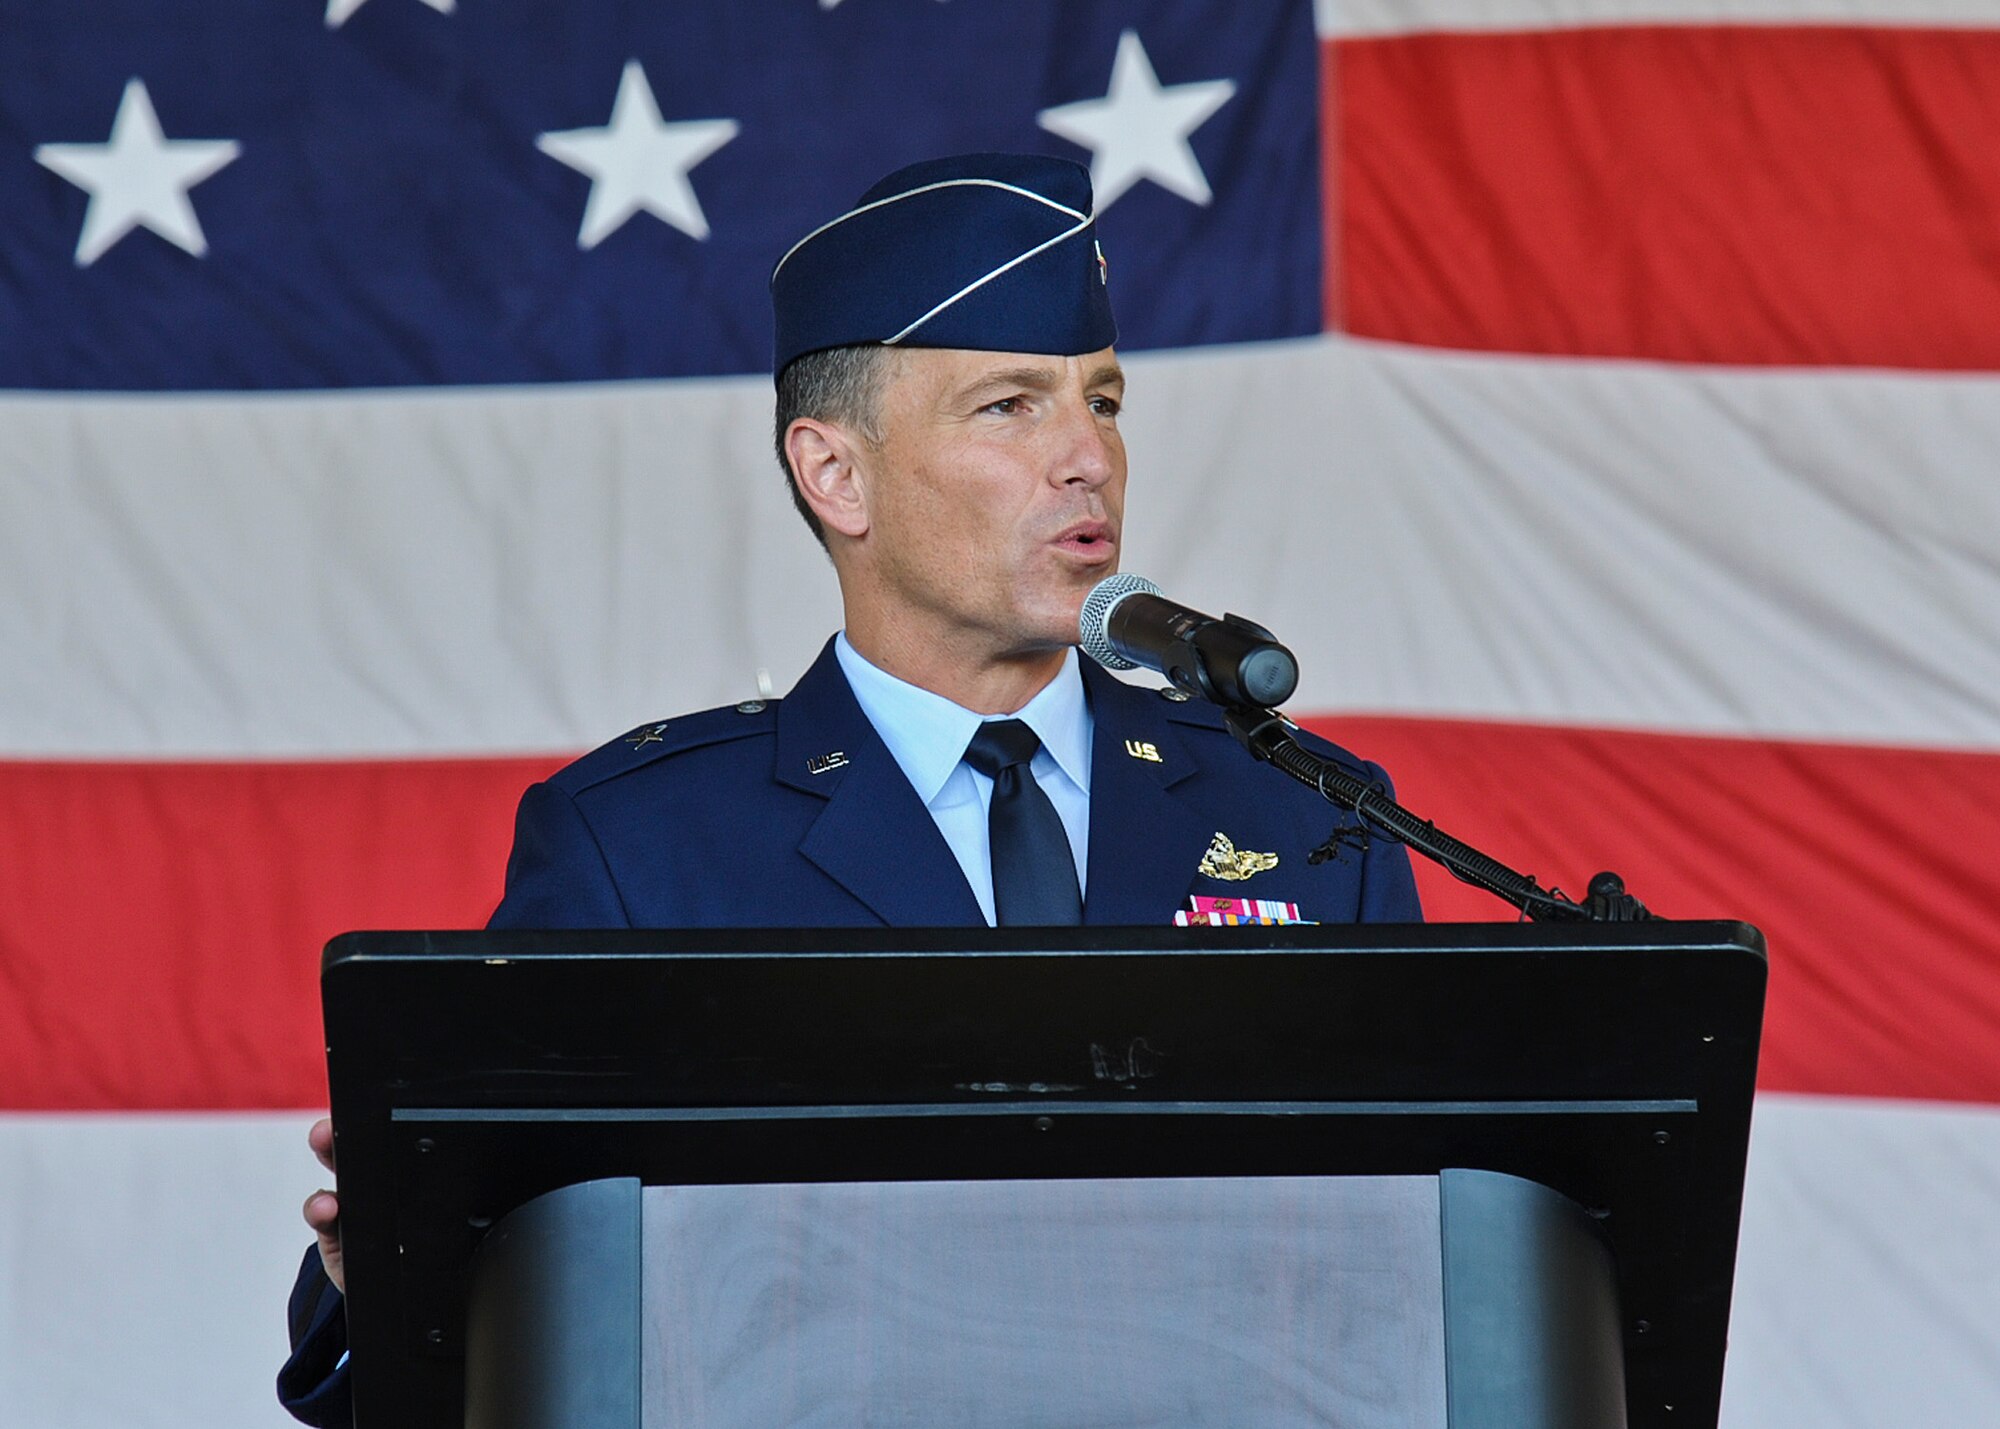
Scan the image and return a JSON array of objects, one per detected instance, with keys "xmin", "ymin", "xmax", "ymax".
[{"xmin": 773, "ymin": 344, "xmax": 896, "ymax": 549}]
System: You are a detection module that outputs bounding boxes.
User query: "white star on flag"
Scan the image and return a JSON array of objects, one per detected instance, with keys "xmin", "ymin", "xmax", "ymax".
[
  {"xmin": 536, "ymin": 60, "xmax": 740, "ymax": 248},
  {"xmin": 35, "ymin": 78, "xmax": 242, "ymax": 267},
  {"xmin": 1036, "ymin": 29, "xmax": 1236, "ymax": 210},
  {"xmin": 325, "ymin": 0, "xmax": 454, "ymax": 29}
]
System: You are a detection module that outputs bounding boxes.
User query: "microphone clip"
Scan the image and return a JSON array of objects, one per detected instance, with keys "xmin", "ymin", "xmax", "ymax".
[
  {"xmin": 1155, "ymin": 613, "xmax": 1228, "ymax": 705},
  {"xmin": 1160, "ymin": 613, "xmax": 1298, "ymax": 708}
]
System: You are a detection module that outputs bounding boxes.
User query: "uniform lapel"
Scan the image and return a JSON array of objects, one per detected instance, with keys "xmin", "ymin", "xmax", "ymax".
[
  {"xmin": 1079, "ymin": 663, "xmax": 1219, "ymax": 926},
  {"xmin": 775, "ymin": 641, "xmax": 985, "ymax": 926}
]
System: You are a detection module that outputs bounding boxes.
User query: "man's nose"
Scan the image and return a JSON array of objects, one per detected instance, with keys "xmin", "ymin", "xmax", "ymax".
[{"xmin": 1051, "ymin": 399, "xmax": 1116, "ymax": 487}]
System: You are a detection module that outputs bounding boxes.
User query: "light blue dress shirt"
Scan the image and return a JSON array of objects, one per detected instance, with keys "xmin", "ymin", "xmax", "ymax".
[{"xmin": 834, "ymin": 634, "xmax": 1092, "ymax": 926}]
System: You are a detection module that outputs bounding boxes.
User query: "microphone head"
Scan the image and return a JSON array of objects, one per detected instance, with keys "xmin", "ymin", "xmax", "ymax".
[{"xmin": 1078, "ymin": 572, "xmax": 1161, "ymax": 670}]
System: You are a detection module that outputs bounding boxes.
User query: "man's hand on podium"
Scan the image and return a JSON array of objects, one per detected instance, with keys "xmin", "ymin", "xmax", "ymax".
[{"xmin": 303, "ymin": 1117, "xmax": 344, "ymax": 1295}]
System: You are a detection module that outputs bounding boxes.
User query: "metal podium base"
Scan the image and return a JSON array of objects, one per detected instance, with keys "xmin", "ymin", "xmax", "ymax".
[{"xmin": 464, "ymin": 1170, "xmax": 1623, "ymax": 1429}]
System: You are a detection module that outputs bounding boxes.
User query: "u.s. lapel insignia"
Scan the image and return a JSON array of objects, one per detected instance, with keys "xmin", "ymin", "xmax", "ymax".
[
  {"xmin": 805, "ymin": 750, "xmax": 850, "ymax": 776},
  {"xmin": 1124, "ymin": 738, "xmax": 1163, "ymax": 763},
  {"xmin": 624, "ymin": 722, "xmax": 669, "ymax": 749},
  {"xmin": 1199, "ymin": 831, "xmax": 1279, "ymax": 881}
]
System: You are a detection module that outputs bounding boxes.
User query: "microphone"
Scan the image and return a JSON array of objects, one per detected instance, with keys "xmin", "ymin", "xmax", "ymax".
[{"xmin": 1079, "ymin": 574, "xmax": 1299, "ymax": 708}]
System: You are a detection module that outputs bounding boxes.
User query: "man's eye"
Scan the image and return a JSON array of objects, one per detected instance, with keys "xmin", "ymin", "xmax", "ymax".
[
  {"xmin": 985, "ymin": 396, "xmax": 1023, "ymax": 415},
  {"xmin": 1090, "ymin": 396, "xmax": 1121, "ymax": 417}
]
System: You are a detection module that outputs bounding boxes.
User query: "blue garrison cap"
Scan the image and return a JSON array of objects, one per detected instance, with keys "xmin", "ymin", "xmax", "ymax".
[{"xmin": 770, "ymin": 153, "xmax": 1118, "ymax": 377}]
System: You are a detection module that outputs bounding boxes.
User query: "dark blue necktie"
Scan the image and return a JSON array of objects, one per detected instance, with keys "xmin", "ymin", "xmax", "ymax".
[{"xmin": 962, "ymin": 719, "xmax": 1083, "ymax": 926}]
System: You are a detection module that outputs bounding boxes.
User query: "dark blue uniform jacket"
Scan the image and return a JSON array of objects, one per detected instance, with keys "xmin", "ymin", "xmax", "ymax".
[{"xmin": 279, "ymin": 638, "xmax": 1422, "ymax": 1423}]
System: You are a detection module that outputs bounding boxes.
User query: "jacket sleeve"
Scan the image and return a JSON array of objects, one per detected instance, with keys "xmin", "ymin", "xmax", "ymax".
[
  {"xmin": 486, "ymin": 779, "xmax": 632, "ymax": 929},
  {"xmin": 276, "ymin": 1245, "xmax": 351, "ymax": 1427},
  {"xmin": 278, "ymin": 779, "xmax": 633, "ymax": 1424}
]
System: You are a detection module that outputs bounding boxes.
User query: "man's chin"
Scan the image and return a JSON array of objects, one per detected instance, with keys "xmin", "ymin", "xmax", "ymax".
[
  {"xmin": 1020, "ymin": 606, "xmax": 1095, "ymax": 656},
  {"xmin": 988, "ymin": 568, "xmax": 1117, "ymax": 655}
]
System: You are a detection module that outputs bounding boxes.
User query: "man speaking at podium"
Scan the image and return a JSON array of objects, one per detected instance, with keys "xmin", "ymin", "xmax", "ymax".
[{"xmin": 280, "ymin": 152, "xmax": 1420, "ymax": 1425}]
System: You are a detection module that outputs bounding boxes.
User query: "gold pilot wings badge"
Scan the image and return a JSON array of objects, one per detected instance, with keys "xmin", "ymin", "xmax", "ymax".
[{"xmin": 1198, "ymin": 832, "xmax": 1278, "ymax": 882}]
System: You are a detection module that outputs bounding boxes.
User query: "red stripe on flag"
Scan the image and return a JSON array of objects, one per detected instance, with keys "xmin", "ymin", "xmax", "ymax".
[
  {"xmin": 7, "ymin": 727, "xmax": 1998, "ymax": 1110},
  {"xmin": 1325, "ymin": 27, "xmax": 2000, "ymax": 368},
  {"xmin": 1307, "ymin": 716, "xmax": 2000, "ymax": 1106},
  {"xmin": 0, "ymin": 757, "xmax": 561, "ymax": 1112}
]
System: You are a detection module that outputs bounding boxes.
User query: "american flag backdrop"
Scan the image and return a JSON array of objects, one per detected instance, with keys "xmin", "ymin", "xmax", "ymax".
[{"xmin": 5, "ymin": 1, "xmax": 2000, "ymax": 1423}]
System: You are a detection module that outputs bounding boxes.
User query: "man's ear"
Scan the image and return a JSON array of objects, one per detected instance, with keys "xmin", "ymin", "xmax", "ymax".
[{"xmin": 786, "ymin": 418, "xmax": 871, "ymax": 541}]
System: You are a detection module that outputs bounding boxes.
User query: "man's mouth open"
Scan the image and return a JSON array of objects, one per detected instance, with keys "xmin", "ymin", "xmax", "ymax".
[{"xmin": 1055, "ymin": 521, "xmax": 1116, "ymax": 560}]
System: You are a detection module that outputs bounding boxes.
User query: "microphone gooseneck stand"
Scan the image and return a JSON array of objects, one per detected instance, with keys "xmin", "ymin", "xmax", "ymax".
[{"xmin": 1219, "ymin": 704, "xmax": 1652, "ymax": 923}]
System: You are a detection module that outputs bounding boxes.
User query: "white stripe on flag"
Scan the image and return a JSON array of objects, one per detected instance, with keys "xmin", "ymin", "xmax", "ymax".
[
  {"xmin": 0, "ymin": 379, "xmax": 839, "ymax": 757},
  {"xmin": 6, "ymin": 337, "xmax": 1997, "ymax": 757},
  {"xmin": 1721, "ymin": 1093, "xmax": 2000, "ymax": 1424},
  {"xmin": 0, "ymin": 1113, "xmax": 319, "ymax": 1429},
  {"xmin": 1124, "ymin": 337, "xmax": 2000, "ymax": 748},
  {"xmin": 3, "ymin": 1098, "xmax": 1996, "ymax": 1427}
]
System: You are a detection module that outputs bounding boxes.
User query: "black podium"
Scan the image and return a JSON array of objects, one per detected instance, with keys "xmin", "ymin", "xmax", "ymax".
[{"xmin": 322, "ymin": 922, "xmax": 1765, "ymax": 1428}]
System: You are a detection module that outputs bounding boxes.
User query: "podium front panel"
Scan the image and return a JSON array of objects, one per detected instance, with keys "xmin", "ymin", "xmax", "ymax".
[{"xmin": 639, "ymin": 1174, "xmax": 1445, "ymax": 1428}]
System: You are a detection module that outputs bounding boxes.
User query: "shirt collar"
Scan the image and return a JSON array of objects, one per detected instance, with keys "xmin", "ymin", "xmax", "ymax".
[{"xmin": 834, "ymin": 634, "xmax": 1092, "ymax": 806}]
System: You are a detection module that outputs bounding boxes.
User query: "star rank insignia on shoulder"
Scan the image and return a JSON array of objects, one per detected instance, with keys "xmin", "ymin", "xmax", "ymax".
[{"xmin": 624, "ymin": 722, "xmax": 670, "ymax": 750}]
